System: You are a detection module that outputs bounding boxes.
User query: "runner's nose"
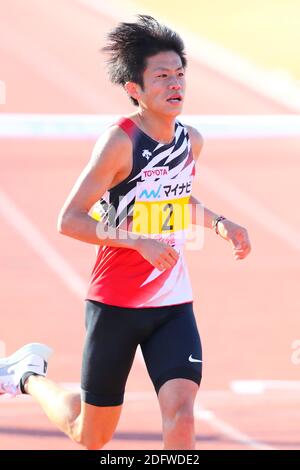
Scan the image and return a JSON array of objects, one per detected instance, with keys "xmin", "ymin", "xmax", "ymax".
[{"xmin": 168, "ymin": 77, "xmax": 181, "ymax": 90}]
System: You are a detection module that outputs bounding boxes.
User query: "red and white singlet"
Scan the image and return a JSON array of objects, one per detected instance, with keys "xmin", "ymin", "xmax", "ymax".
[{"xmin": 87, "ymin": 117, "xmax": 196, "ymax": 308}]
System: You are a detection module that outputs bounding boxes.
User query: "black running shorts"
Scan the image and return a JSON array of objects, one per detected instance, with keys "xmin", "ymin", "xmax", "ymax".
[{"xmin": 81, "ymin": 300, "xmax": 202, "ymax": 407}]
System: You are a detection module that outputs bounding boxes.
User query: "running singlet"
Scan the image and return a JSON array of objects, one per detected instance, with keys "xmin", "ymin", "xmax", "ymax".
[{"xmin": 86, "ymin": 117, "xmax": 196, "ymax": 308}]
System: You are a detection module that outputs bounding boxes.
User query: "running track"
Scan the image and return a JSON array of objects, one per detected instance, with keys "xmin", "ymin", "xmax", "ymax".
[{"xmin": 1, "ymin": 0, "xmax": 300, "ymax": 450}]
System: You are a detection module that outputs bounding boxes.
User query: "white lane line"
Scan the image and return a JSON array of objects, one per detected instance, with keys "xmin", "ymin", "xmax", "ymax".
[
  {"xmin": 231, "ymin": 380, "xmax": 300, "ymax": 394},
  {"xmin": 1, "ymin": 114, "xmax": 300, "ymax": 139},
  {"xmin": 76, "ymin": 0, "xmax": 300, "ymax": 112},
  {"xmin": 195, "ymin": 404, "xmax": 275, "ymax": 450},
  {"xmin": 0, "ymin": 189, "xmax": 86, "ymax": 299},
  {"xmin": 199, "ymin": 165, "xmax": 300, "ymax": 254}
]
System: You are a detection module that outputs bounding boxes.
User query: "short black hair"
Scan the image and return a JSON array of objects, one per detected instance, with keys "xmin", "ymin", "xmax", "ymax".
[{"xmin": 102, "ymin": 15, "xmax": 187, "ymax": 106}]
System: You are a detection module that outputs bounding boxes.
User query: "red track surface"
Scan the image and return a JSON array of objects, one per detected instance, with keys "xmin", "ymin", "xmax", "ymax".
[{"xmin": 1, "ymin": 0, "xmax": 300, "ymax": 450}]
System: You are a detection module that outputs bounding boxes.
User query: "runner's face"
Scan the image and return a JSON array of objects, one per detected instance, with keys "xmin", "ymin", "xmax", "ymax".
[{"xmin": 139, "ymin": 51, "xmax": 186, "ymax": 116}]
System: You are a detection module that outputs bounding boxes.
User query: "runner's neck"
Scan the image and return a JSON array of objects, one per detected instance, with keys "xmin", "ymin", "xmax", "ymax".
[{"xmin": 130, "ymin": 111, "xmax": 176, "ymax": 145}]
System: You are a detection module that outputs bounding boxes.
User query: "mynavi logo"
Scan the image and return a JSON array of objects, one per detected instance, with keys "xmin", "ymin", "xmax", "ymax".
[
  {"xmin": 138, "ymin": 184, "xmax": 162, "ymax": 200},
  {"xmin": 142, "ymin": 149, "xmax": 152, "ymax": 160}
]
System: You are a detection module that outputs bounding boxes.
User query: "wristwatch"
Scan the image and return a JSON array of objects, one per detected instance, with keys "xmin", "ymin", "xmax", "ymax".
[{"xmin": 212, "ymin": 215, "xmax": 226, "ymax": 235}]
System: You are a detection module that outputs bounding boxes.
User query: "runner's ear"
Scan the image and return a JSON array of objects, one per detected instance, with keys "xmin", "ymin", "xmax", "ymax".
[{"xmin": 124, "ymin": 82, "xmax": 141, "ymax": 102}]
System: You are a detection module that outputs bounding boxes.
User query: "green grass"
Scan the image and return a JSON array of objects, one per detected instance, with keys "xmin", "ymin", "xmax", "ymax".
[{"xmin": 132, "ymin": 0, "xmax": 300, "ymax": 81}]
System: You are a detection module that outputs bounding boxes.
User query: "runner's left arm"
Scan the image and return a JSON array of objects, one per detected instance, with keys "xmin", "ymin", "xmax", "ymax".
[{"xmin": 187, "ymin": 125, "xmax": 251, "ymax": 261}]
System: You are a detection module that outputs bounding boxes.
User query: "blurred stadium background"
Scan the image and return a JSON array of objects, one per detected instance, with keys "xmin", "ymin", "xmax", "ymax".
[{"xmin": 1, "ymin": 0, "xmax": 300, "ymax": 450}]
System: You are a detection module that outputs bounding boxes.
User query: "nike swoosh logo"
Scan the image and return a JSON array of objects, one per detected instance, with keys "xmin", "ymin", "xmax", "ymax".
[{"xmin": 188, "ymin": 355, "xmax": 202, "ymax": 363}]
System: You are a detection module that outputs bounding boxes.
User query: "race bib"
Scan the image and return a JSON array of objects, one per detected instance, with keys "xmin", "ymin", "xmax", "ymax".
[{"xmin": 132, "ymin": 175, "xmax": 192, "ymax": 235}]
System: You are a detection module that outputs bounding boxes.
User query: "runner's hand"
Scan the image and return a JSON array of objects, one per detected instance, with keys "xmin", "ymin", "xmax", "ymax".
[
  {"xmin": 135, "ymin": 238, "xmax": 179, "ymax": 271},
  {"xmin": 217, "ymin": 220, "xmax": 251, "ymax": 260}
]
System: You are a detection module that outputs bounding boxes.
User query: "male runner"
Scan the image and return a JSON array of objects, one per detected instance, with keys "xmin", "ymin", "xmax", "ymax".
[{"xmin": 0, "ymin": 16, "xmax": 251, "ymax": 450}]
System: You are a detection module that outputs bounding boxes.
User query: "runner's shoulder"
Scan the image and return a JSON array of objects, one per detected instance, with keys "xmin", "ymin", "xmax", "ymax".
[
  {"xmin": 90, "ymin": 123, "xmax": 132, "ymax": 171},
  {"xmin": 95, "ymin": 123, "xmax": 132, "ymax": 153},
  {"xmin": 184, "ymin": 124, "xmax": 204, "ymax": 160}
]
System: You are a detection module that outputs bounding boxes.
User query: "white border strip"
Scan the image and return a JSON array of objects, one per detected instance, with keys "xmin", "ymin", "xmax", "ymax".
[{"xmin": 1, "ymin": 114, "xmax": 300, "ymax": 139}]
